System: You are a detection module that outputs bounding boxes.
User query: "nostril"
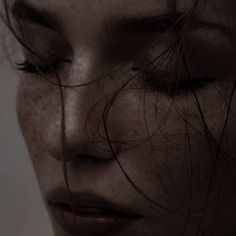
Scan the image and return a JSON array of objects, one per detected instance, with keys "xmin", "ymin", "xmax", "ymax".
[
  {"xmin": 63, "ymin": 153, "xmax": 117, "ymax": 170},
  {"xmin": 48, "ymin": 142, "xmax": 117, "ymax": 162},
  {"xmin": 72, "ymin": 154, "xmax": 113, "ymax": 163}
]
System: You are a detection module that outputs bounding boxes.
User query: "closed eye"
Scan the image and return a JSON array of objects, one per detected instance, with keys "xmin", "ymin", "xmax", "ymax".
[
  {"xmin": 141, "ymin": 74, "xmax": 216, "ymax": 96},
  {"xmin": 16, "ymin": 59, "xmax": 71, "ymax": 77}
]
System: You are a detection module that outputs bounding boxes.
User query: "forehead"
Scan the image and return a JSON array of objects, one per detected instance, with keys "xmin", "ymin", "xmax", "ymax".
[
  {"xmin": 11, "ymin": 0, "xmax": 236, "ymax": 40},
  {"xmin": 22, "ymin": 0, "xmax": 169, "ymax": 18},
  {"xmin": 14, "ymin": 0, "xmax": 231, "ymax": 10},
  {"xmin": 13, "ymin": 0, "xmax": 235, "ymax": 23}
]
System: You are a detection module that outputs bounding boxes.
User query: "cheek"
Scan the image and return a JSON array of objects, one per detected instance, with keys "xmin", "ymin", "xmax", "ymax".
[
  {"xmin": 16, "ymin": 77, "xmax": 61, "ymax": 161},
  {"xmin": 108, "ymin": 84, "xmax": 236, "ymax": 198},
  {"xmin": 108, "ymin": 86, "xmax": 227, "ymax": 146},
  {"xmin": 17, "ymin": 72, "xmax": 236, "ymax": 157}
]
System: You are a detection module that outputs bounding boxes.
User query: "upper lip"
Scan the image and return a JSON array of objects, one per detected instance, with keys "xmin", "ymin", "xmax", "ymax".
[{"xmin": 46, "ymin": 187, "xmax": 141, "ymax": 220}]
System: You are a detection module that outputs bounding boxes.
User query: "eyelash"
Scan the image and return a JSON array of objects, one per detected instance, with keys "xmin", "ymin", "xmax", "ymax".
[
  {"xmin": 16, "ymin": 59, "xmax": 213, "ymax": 95},
  {"xmin": 16, "ymin": 59, "xmax": 71, "ymax": 76},
  {"xmin": 141, "ymin": 75, "xmax": 214, "ymax": 95}
]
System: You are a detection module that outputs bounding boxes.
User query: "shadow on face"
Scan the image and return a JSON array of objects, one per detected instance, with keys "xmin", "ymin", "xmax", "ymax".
[{"xmin": 3, "ymin": 0, "xmax": 236, "ymax": 235}]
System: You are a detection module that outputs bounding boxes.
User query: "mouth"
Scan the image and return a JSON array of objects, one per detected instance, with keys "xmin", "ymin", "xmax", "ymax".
[
  {"xmin": 46, "ymin": 188, "xmax": 141, "ymax": 235},
  {"xmin": 49, "ymin": 202, "xmax": 140, "ymax": 220}
]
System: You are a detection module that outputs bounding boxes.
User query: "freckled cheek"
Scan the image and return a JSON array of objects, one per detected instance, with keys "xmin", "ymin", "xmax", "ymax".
[
  {"xmin": 16, "ymin": 80, "xmax": 61, "ymax": 155},
  {"xmin": 104, "ymin": 91, "xmax": 188, "ymax": 145},
  {"xmin": 112, "ymin": 88, "xmax": 234, "ymax": 150}
]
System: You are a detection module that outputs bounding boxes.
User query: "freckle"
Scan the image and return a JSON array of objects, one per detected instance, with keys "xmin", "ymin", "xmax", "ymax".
[{"xmin": 134, "ymin": 129, "xmax": 139, "ymax": 135}]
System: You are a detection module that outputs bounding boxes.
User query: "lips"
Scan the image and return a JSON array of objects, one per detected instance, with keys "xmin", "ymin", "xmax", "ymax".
[{"xmin": 46, "ymin": 188, "xmax": 141, "ymax": 235}]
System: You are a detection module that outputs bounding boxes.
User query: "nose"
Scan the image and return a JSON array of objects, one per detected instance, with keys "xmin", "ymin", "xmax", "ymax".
[{"xmin": 47, "ymin": 49, "xmax": 120, "ymax": 162}]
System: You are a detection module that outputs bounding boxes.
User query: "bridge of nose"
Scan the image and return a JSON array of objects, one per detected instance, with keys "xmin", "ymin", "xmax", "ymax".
[{"xmin": 47, "ymin": 49, "xmax": 126, "ymax": 162}]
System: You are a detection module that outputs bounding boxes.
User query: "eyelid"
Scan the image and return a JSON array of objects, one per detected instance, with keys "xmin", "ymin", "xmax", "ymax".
[
  {"xmin": 138, "ymin": 69, "xmax": 216, "ymax": 95},
  {"xmin": 16, "ymin": 59, "xmax": 72, "ymax": 76}
]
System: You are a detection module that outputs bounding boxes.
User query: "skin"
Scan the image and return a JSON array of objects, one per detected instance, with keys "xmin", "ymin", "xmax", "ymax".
[{"xmin": 13, "ymin": 0, "xmax": 236, "ymax": 235}]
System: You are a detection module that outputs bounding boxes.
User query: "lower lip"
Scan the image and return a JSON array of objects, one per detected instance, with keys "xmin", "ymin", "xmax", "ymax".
[{"xmin": 48, "ymin": 203, "xmax": 140, "ymax": 236}]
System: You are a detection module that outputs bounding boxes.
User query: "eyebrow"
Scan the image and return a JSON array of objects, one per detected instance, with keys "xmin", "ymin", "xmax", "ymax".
[
  {"xmin": 11, "ymin": 0, "xmax": 232, "ymax": 38},
  {"xmin": 11, "ymin": 0, "xmax": 62, "ymax": 32},
  {"xmin": 109, "ymin": 14, "xmax": 232, "ymax": 37},
  {"xmin": 107, "ymin": 15, "xmax": 175, "ymax": 35}
]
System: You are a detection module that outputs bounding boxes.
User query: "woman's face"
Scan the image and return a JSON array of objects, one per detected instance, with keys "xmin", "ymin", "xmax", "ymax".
[{"xmin": 13, "ymin": 0, "xmax": 236, "ymax": 235}]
